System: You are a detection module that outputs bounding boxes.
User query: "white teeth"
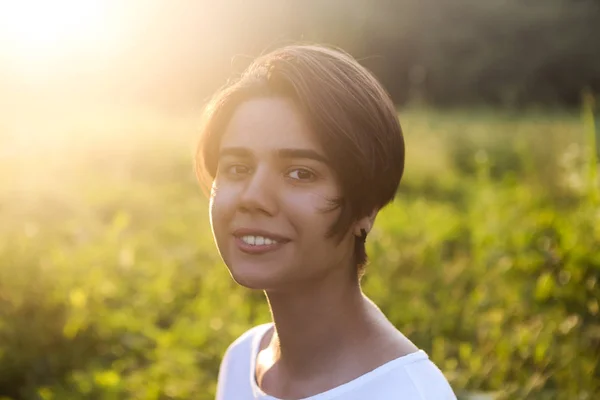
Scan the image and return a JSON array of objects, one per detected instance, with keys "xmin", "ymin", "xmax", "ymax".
[{"xmin": 241, "ymin": 235, "xmax": 278, "ymax": 246}]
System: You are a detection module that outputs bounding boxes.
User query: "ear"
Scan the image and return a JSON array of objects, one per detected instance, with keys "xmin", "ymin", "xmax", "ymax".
[{"xmin": 352, "ymin": 209, "xmax": 378, "ymax": 238}]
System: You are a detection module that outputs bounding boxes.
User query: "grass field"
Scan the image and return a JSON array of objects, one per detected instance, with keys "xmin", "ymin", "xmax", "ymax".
[{"xmin": 1, "ymin": 106, "xmax": 599, "ymax": 399}]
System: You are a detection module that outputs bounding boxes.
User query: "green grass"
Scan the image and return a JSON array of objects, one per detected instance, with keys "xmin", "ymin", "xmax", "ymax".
[{"xmin": 0, "ymin": 107, "xmax": 598, "ymax": 399}]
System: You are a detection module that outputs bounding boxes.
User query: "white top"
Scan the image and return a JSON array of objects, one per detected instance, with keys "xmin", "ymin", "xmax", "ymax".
[{"xmin": 216, "ymin": 323, "xmax": 457, "ymax": 400}]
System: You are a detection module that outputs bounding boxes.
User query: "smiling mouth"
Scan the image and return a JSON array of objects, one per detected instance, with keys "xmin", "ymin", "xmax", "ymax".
[{"xmin": 232, "ymin": 229, "xmax": 290, "ymax": 254}]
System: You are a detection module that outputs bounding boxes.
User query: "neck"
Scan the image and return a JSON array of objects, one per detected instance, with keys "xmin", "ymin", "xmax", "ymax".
[{"xmin": 262, "ymin": 267, "xmax": 380, "ymax": 378}]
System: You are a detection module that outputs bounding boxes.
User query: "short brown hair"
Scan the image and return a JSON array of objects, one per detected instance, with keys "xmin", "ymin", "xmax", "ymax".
[{"xmin": 195, "ymin": 44, "xmax": 405, "ymax": 274}]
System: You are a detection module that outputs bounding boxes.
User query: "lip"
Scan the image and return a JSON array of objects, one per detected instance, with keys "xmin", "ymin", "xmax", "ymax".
[{"xmin": 232, "ymin": 228, "xmax": 291, "ymax": 255}]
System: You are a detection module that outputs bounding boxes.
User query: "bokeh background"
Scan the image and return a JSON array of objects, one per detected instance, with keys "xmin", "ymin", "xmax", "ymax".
[{"xmin": 1, "ymin": 1, "xmax": 600, "ymax": 399}]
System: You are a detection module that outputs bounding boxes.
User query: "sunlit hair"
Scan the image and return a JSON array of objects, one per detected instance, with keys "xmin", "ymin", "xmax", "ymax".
[{"xmin": 195, "ymin": 44, "xmax": 405, "ymax": 275}]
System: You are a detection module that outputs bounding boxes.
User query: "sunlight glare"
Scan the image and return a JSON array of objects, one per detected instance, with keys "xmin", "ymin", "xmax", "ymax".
[{"xmin": 0, "ymin": 0, "xmax": 120, "ymax": 68}]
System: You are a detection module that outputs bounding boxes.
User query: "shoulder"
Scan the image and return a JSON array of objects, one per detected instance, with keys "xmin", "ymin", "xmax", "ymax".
[
  {"xmin": 364, "ymin": 351, "xmax": 457, "ymax": 400},
  {"xmin": 221, "ymin": 323, "xmax": 272, "ymax": 363},
  {"xmin": 216, "ymin": 323, "xmax": 272, "ymax": 399},
  {"xmin": 393, "ymin": 352, "xmax": 457, "ymax": 399},
  {"xmin": 219, "ymin": 322, "xmax": 273, "ymax": 372}
]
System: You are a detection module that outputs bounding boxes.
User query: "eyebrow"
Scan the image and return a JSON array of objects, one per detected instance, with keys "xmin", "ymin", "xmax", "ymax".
[
  {"xmin": 278, "ymin": 148, "xmax": 328, "ymax": 164},
  {"xmin": 219, "ymin": 147, "xmax": 251, "ymax": 158},
  {"xmin": 219, "ymin": 147, "xmax": 329, "ymax": 164}
]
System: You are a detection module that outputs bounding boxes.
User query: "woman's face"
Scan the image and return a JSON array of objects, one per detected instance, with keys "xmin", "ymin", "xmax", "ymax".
[{"xmin": 209, "ymin": 96, "xmax": 355, "ymax": 290}]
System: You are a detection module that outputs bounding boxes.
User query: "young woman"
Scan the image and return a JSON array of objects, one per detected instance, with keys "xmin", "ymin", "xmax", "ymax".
[{"xmin": 196, "ymin": 44, "xmax": 456, "ymax": 400}]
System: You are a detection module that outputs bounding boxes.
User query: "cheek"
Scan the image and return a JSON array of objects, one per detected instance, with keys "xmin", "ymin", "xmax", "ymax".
[
  {"xmin": 282, "ymin": 190, "xmax": 339, "ymax": 233},
  {"xmin": 209, "ymin": 183, "xmax": 237, "ymax": 235}
]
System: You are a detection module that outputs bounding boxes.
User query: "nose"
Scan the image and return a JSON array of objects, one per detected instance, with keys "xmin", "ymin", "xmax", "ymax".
[{"xmin": 238, "ymin": 165, "xmax": 278, "ymax": 216}]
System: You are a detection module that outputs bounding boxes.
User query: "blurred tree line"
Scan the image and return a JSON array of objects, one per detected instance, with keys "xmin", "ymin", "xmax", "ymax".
[
  {"xmin": 3, "ymin": 0, "xmax": 598, "ymax": 111},
  {"xmin": 0, "ymin": 0, "xmax": 600, "ymax": 110},
  {"xmin": 112, "ymin": 0, "xmax": 600, "ymax": 109}
]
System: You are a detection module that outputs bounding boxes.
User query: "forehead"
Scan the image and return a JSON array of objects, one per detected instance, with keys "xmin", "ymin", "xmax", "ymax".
[{"xmin": 220, "ymin": 96, "xmax": 322, "ymax": 152}]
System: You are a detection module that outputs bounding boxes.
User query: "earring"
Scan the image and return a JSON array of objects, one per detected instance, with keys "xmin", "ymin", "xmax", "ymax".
[{"xmin": 359, "ymin": 228, "xmax": 367, "ymax": 243}]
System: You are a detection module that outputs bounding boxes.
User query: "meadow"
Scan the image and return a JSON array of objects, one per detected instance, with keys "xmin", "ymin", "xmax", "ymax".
[{"xmin": 0, "ymin": 105, "xmax": 598, "ymax": 399}]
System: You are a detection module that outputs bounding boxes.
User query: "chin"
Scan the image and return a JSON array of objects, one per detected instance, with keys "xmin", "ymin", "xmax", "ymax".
[
  {"xmin": 230, "ymin": 275, "xmax": 268, "ymax": 290},
  {"xmin": 226, "ymin": 261, "xmax": 282, "ymax": 291}
]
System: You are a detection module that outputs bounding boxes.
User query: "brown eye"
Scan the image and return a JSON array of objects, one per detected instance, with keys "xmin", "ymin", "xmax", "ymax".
[
  {"xmin": 287, "ymin": 168, "xmax": 316, "ymax": 181},
  {"xmin": 225, "ymin": 164, "xmax": 251, "ymax": 176}
]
